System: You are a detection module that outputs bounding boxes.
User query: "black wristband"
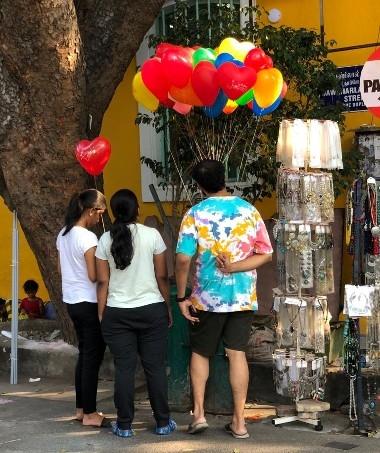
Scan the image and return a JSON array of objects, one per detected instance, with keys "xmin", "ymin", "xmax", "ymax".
[{"xmin": 176, "ymin": 296, "xmax": 187, "ymax": 302}]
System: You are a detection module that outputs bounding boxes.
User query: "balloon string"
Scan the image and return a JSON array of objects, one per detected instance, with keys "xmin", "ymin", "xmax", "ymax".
[
  {"xmin": 238, "ymin": 113, "xmax": 262, "ymax": 181},
  {"xmin": 168, "ymin": 148, "xmax": 192, "ymax": 202},
  {"xmin": 93, "ymin": 175, "xmax": 106, "ymax": 233}
]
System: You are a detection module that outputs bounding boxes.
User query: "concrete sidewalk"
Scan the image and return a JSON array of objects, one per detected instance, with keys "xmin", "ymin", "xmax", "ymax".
[{"xmin": 0, "ymin": 377, "xmax": 379, "ymax": 453}]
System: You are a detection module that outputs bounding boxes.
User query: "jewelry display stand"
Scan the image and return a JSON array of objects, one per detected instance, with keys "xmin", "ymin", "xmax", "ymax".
[
  {"xmin": 271, "ymin": 119, "xmax": 343, "ymax": 430},
  {"xmin": 345, "ymin": 161, "xmax": 380, "ymax": 434}
]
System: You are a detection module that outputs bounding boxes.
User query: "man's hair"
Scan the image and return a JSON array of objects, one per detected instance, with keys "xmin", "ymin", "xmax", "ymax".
[
  {"xmin": 192, "ymin": 160, "xmax": 225, "ymax": 194},
  {"xmin": 23, "ymin": 279, "xmax": 39, "ymax": 294}
]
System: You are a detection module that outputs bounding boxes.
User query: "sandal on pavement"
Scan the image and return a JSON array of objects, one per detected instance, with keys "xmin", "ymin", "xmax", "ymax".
[
  {"xmin": 83, "ymin": 416, "xmax": 112, "ymax": 428},
  {"xmin": 224, "ymin": 423, "xmax": 250, "ymax": 439},
  {"xmin": 187, "ymin": 421, "xmax": 209, "ymax": 434}
]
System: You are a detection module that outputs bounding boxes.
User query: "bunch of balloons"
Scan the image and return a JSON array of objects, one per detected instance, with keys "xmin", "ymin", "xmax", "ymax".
[{"xmin": 133, "ymin": 37, "xmax": 286, "ymax": 118}]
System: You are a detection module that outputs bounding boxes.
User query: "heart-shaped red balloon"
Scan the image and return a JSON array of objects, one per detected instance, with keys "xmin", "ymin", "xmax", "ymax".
[
  {"xmin": 141, "ymin": 57, "xmax": 170, "ymax": 103},
  {"xmin": 217, "ymin": 62, "xmax": 257, "ymax": 100},
  {"xmin": 192, "ymin": 61, "xmax": 220, "ymax": 106},
  {"xmin": 244, "ymin": 48, "xmax": 268, "ymax": 71},
  {"xmin": 162, "ymin": 48, "xmax": 193, "ymax": 88},
  {"xmin": 75, "ymin": 137, "xmax": 111, "ymax": 176}
]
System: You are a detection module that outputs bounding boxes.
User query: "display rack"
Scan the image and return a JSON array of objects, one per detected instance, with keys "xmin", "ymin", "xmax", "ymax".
[
  {"xmin": 344, "ymin": 129, "xmax": 380, "ymax": 434},
  {"xmin": 271, "ymin": 119, "xmax": 343, "ymax": 430}
]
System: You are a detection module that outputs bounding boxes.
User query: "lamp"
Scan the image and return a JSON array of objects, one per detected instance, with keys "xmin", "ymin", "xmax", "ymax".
[
  {"xmin": 276, "ymin": 119, "xmax": 343, "ymax": 170},
  {"xmin": 268, "ymin": 8, "xmax": 282, "ymax": 23}
]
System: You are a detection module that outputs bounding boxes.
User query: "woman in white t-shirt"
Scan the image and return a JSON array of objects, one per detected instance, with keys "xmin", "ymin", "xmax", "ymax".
[
  {"xmin": 96, "ymin": 189, "xmax": 176, "ymax": 438},
  {"xmin": 57, "ymin": 189, "xmax": 108, "ymax": 428}
]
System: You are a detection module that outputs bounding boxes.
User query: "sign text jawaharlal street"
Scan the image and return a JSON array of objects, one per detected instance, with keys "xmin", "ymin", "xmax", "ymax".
[{"xmin": 321, "ymin": 65, "xmax": 366, "ymax": 112}]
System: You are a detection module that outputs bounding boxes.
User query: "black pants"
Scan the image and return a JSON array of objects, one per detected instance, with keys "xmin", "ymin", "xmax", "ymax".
[
  {"xmin": 67, "ymin": 302, "xmax": 106, "ymax": 414},
  {"xmin": 101, "ymin": 302, "xmax": 169, "ymax": 430}
]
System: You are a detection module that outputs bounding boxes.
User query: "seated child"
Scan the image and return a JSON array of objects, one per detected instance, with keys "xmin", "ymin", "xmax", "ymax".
[{"xmin": 19, "ymin": 280, "xmax": 45, "ymax": 319}]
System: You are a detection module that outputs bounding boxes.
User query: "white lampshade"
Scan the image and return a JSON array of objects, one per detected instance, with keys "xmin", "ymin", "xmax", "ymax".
[{"xmin": 276, "ymin": 119, "xmax": 343, "ymax": 170}]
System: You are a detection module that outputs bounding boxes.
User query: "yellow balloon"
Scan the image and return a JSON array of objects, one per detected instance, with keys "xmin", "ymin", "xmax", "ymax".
[
  {"xmin": 218, "ymin": 37, "xmax": 255, "ymax": 62},
  {"xmin": 253, "ymin": 68, "xmax": 283, "ymax": 109},
  {"xmin": 218, "ymin": 37, "xmax": 239, "ymax": 56},
  {"xmin": 132, "ymin": 72, "xmax": 159, "ymax": 112}
]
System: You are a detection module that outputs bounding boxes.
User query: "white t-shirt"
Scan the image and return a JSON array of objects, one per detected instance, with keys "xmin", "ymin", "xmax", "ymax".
[
  {"xmin": 95, "ymin": 223, "xmax": 166, "ymax": 308},
  {"xmin": 56, "ymin": 226, "xmax": 98, "ymax": 304}
]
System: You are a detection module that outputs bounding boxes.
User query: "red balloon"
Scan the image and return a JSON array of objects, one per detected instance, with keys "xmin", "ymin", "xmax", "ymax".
[
  {"xmin": 155, "ymin": 42, "xmax": 181, "ymax": 58},
  {"xmin": 217, "ymin": 62, "xmax": 257, "ymax": 100},
  {"xmin": 75, "ymin": 137, "xmax": 111, "ymax": 176},
  {"xmin": 192, "ymin": 61, "xmax": 219, "ymax": 106},
  {"xmin": 161, "ymin": 98, "xmax": 175, "ymax": 108},
  {"xmin": 244, "ymin": 48, "xmax": 268, "ymax": 71},
  {"xmin": 141, "ymin": 57, "xmax": 170, "ymax": 103},
  {"xmin": 281, "ymin": 81, "xmax": 288, "ymax": 98},
  {"xmin": 162, "ymin": 48, "xmax": 193, "ymax": 88},
  {"xmin": 263, "ymin": 55, "xmax": 273, "ymax": 69}
]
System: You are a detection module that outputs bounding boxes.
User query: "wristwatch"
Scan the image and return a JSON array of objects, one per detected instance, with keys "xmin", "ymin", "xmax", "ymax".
[{"xmin": 176, "ymin": 296, "xmax": 187, "ymax": 302}]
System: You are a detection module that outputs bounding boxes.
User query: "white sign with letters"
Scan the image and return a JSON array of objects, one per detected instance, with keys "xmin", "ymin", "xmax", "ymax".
[{"xmin": 360, "ymin": 48, "xmax": 380, "ymax": 118}]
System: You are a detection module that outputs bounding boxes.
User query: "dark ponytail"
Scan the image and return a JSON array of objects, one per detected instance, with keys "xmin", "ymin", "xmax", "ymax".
[
  {"xmin": 63, "ymin": 189, "xmax": 106, "ymax": 235},
  {"xmin": 110, "ymin": 189, "xmax": 139, "ymax": 270}
]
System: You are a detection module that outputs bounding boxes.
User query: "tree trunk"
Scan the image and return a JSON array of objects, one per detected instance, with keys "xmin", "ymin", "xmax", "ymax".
[{"xmin": 0, "ymin": 0, "xmax": 166, "ymax": 343}]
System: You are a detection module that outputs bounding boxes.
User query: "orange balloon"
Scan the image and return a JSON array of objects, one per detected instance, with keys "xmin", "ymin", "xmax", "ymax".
[
  {"xmin": 253, "ymin": 68, "xmax": 283, "ymax": 109},
  {"xmin": 223, "ymin": 99, "xmax": 238, "ymax": 114},
  {"xmin": 169, "ymin": 81, "xmax": 204, "ymax": 106}
]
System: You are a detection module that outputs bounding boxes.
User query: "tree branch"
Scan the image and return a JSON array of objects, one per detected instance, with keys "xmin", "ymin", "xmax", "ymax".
[{"xmin": 74, "ymin": 0, "xmax": 166, "ymax": 135}]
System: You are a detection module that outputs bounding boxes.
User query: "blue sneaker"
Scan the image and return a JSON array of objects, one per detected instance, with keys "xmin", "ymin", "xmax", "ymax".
[
  {"xmin": 111, "ymin": 421, "xmax": 135, "ymax": 438},
  {"xmin": 155, "ymin": 418, "xmax": 177, "ymax": 435}
]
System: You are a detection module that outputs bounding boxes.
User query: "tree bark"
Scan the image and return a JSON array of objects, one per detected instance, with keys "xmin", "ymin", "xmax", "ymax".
[{"xmin": 0, "ymin": 0, "xmax": 166, "ymax": 343}]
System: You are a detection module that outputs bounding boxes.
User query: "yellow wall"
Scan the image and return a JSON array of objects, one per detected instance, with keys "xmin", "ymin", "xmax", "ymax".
[{"xmin": 1, "ymin": 0, "xmax": 380, "ymax": 299}]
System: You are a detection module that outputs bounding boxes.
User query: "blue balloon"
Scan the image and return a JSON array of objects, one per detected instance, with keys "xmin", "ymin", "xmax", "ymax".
[
  {"xmin": 203, "ymin": 90, "xmax": 228, "ymax": 118},
  {"xmin": 215, "ymin": 53, "xmax": 234, "ymax": 68},
  {"xmin": 215, "ymin": 54, "xmax": 244, "ymax": 69},
  {"xmin": 252, "ymin": 95, "xmax": 282, "ymax": 116}
]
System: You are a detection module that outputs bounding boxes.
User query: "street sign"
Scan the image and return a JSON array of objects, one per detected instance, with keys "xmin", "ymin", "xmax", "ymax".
[{"xmin": 321, "ymin": 65, "xmax": 366, "ymax": 112}]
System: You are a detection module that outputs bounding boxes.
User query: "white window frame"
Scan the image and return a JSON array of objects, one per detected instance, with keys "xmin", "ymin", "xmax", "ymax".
[{"xmin": 137, "ymin": 0, "xmax": 251, "ymax": 202}]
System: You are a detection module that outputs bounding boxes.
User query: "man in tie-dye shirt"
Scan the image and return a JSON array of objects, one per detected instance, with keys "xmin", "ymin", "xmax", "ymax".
[{"xmin": 176, "ymin": 160, "xmax": 272, "ymax": 439}]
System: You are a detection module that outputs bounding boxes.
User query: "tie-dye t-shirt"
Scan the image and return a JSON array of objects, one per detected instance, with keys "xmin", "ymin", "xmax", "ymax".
[{"xmin": 176, "ymin": 196, "xmax": 273, "ymax": 312}]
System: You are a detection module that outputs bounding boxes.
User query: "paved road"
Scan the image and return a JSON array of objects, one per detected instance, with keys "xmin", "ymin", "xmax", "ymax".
[{"xmin": 0, "ymin": 378, "xmax": 379, "ymax": 453}]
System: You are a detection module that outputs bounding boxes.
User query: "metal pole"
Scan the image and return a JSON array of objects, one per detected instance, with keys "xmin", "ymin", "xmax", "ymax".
[{"xmin": 10, "ymin": 210, "xmax": 19, "ymax": 385}]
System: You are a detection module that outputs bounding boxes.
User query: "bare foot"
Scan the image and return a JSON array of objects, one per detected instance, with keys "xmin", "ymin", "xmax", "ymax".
[
  {"xmin": 82, "ymin": 412, "xmax": 105, "ymax": 427},
  {"xmin": 75, "ymin": 409, "xmax": 83, "ymax": 421}
]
